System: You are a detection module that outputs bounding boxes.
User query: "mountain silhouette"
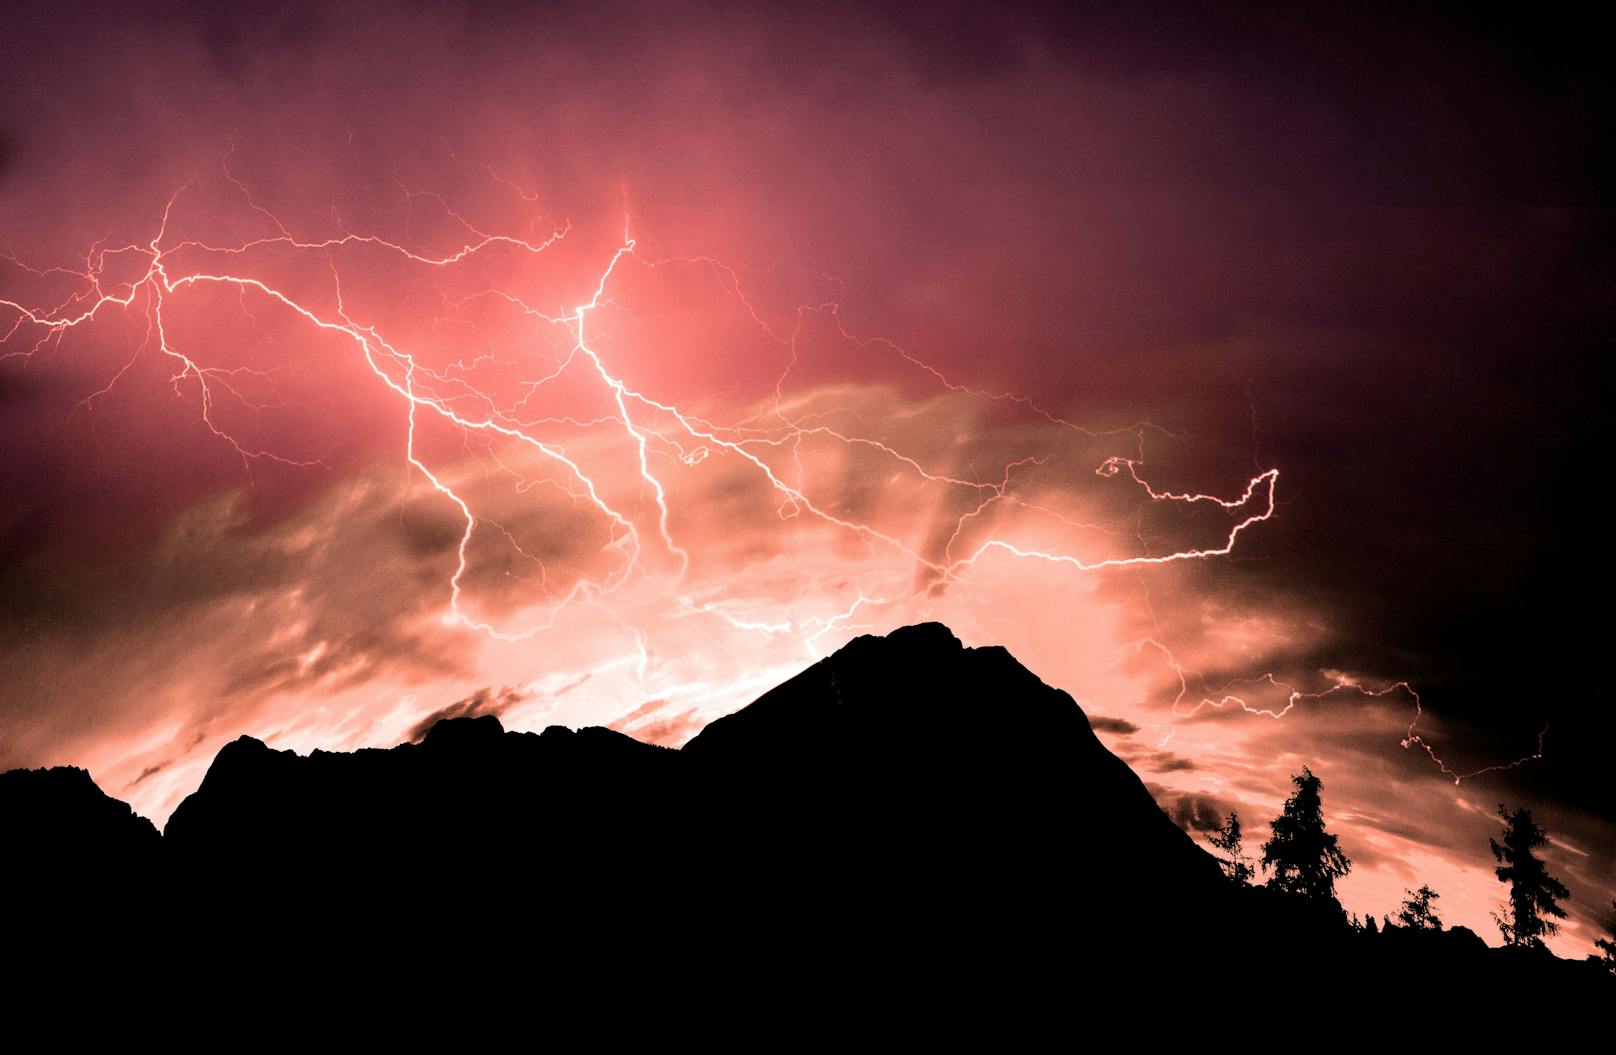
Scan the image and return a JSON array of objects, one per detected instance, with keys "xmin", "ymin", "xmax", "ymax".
[
  {"xmin": 0, "ymin": 765, "xmax": 158, "ymax": 865},
  {"xmin": 152, "ymin": 623, "xmax": 1220, "ymax": 942},
  {"xmin": 3, "ymin": 622, "xmax": 1607, "ymax": 1016}
]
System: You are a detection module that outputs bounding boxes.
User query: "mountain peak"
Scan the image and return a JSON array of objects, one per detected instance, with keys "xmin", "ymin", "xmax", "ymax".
[
  {"xmin": 683, "ymin": 620, "xmax": 1099, "ymax": 757},
  {"xmin": 0, "ymin": 764, "xmax": 160, "ymax": 857},
  {"xmin": 1, "ymin": 620, "xmax": 1607, "ymax": 1005},
  {"xmin": 420, "ymin": 713, "xmax": 506, "ymax": 749},
  {"xmin": 859, "ymin": 619, "xmax": 961, "ymax": 649}
]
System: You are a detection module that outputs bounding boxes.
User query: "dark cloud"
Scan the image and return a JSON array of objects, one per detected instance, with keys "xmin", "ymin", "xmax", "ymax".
[
  {"xmin": 550, "ymin": 673, "xmax": 593, "ymax": 697},
  {"xmin": 610, "ymin": 699, "xmax": 705, "ymax": 748},
  {"xmin": 612, "ymin": 698, "xmax": 671, "ymax": 728},
  {"xmin": 1146, "ymin": 783, "xmax": 1236, "ymax": 835},
  {"xmin": 1147, "ymin": 753, "xmax": 1198, "ymax": 774},
  {"xmin": 1, "ymin": 0, "xmax": 1610, "ymax": 949},
  {"xmin": 626, "ymin": 709, "xmax": 704, "ymax": 748},
  {"xmin": 1088, "ymin": 715, "xmax": 1139, "ymax": 736},
  {"xmin": 0, "ymin": 478, "xmax": 477, "ymax": 771},
  {"xmin": 406, "ymin": 686, "xmax": 526, "ymax": 744},
  {"xmin": 1121, "ymin": 744, "xmax": 1201, "ymax": 774},
  {"xmin": 128, "ymin": 763, "xmax": 168, "ymax": 788}
]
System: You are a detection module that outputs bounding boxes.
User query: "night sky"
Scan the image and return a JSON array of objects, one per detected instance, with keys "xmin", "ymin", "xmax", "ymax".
[{"xmin": 2, "ymin": 1, "xmax": 1611, "ymax": 954}]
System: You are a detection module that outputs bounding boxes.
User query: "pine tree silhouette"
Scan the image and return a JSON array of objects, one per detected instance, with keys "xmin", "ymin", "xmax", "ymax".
[
  {"xmin": 1489, "ymin": 805, "xmax": 1569, "ymax": 949},
  {"xmin": 1396, "ymin": 885, "xmax": 1443, "ymax": 930},
  {"xmin": 1594, "ymin": 899, "xmax": 1616, "ymax": 974},
  {"xmin": 1205, "ymin": 810, "xmax": 1254, "ymax": 885},
  {"xmin": 1260, "ymin": 766, "xmax": 1350, "ymax": 901}
]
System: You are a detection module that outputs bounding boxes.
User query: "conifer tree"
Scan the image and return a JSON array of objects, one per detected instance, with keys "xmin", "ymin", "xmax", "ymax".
[
  {"xmin": 1206, "ymin": 811, "xmax": 1254, "ymax": 885},
  {"xmin": 1260, "ymin": 766, "xmax": 1351, "ymax": 901},
  {"xmin": 1396, "ymin": 885, "xmax": 1443, "ymax": 930},
  {"xmin": 1489, "ymin": 805, "xmax": 1569, "ymax": 949}
]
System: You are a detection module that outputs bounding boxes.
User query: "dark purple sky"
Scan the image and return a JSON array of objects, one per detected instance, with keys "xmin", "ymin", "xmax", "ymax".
[{"xmin": 2, "ymin": 1, "xmax": 1611, "ymax": 952}]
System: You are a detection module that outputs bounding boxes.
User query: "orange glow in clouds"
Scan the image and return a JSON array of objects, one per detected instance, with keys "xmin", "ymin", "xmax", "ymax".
[{"xmin": 0, "ymin": 142, "xmax": 1592, "ymax": 957}]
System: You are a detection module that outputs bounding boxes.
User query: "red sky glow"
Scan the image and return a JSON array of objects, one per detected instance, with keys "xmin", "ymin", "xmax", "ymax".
[{"xmin": 2, "ymin": 1, "xmax": 1611, "ymax": 959}]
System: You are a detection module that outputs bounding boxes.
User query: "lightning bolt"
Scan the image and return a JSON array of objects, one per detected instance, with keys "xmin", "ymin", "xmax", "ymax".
[
  {"xmin": 0, "ymin": 142, "xmax": 1541, "ymax": 787},
  {"xmin": 1137, "ymin": 636, "xmax": 1548, "ymax": 784}
]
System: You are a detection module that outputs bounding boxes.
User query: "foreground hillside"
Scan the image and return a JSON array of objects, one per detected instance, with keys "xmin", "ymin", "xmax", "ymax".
[{"xmin": 3, "ymin": 622, "xmax": 1606, "ymax": 1016}]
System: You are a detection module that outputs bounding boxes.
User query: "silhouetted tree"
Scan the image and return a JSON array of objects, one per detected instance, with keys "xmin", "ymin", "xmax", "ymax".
[
  {"xmin": 1363, "ymin": 915, "xmax": 1379, "ymax": 936},
  {"xmin": 1593, "ymin": 899, "xmax": 1616, "ymax": 974},
  {"xmin": 1396, "ymin": 885, "xmax": 1443, "ymax": 931},
  {"xmin": 1205, "ymin": 811, "xmax": 1254, "ymax": 885},
  {"xmin": 1261, "ymin": 766, "xmax": 1350, "ymax": 901},
  {"xmin": 1488, "ymin": 805, "xmax": 1569, "ymax": 949}
]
